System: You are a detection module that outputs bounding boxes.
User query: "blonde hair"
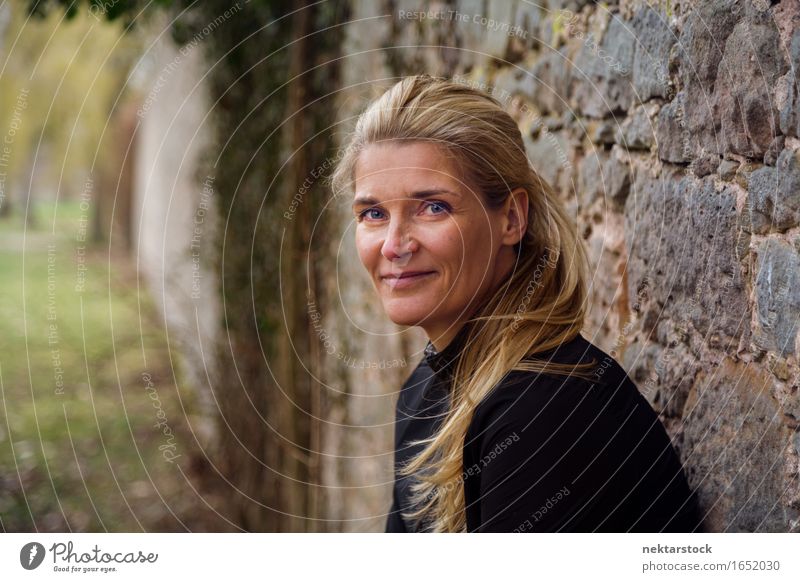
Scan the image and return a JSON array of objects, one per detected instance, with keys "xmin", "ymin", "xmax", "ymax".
[{"xmin": 331, "ymin": 75, "xmax": 596, "ymax": 532}]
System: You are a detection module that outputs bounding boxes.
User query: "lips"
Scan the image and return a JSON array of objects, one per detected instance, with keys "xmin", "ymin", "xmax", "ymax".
[
  {"xmin": 380, "ymin": 270, "xmax": 436, "ymax": 289},
  {"xmin": 380, "ymin": 270, "xmax": 436, "ymax": 280}
]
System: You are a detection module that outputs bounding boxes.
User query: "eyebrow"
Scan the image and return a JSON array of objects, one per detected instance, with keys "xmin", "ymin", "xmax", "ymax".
[{"xmin": 352, "ymin": 189, "xmax": 459, "ymax": 210}]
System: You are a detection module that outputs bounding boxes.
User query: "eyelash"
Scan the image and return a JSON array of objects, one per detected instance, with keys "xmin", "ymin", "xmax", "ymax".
[{"xmin": 357, "ymin": 201, "xmax": 450, "ymax": 222}]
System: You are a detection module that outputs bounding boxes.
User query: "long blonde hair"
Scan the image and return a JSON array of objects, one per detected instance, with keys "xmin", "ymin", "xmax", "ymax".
[{"xmin": 331, "ymin": 75, "xmax": 595, "ymax": 532}]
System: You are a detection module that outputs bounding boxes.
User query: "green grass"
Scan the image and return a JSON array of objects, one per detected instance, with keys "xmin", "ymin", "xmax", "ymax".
[{"xmin": 0, "ymin": 201, "xmax": 214, "ymax": 532}]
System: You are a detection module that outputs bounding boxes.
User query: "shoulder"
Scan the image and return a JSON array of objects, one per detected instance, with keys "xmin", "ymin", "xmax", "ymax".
[
  {"xmin": 466, "ymin": 333, "xmax": 647, "ymax": 449},
  {"xmin": 460, "ymin": 334, "xmax": 695, "ymax": 532}
]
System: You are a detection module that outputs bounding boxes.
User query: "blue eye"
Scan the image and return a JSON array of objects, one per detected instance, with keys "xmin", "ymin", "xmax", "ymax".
[
  {"xmin": 425, "ymin": 201, "xmax": 449, "ymax": 215},
  {"xmin": 359, "ymin": 208, "xmax": 384, "ymax": 221}
]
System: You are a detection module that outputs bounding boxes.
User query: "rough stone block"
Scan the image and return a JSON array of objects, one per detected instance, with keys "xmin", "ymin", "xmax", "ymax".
[
  {"xmin": 523, "ymin": 127, "xmax": 573, "ymax": 189},
  {"xmin": 780, "ymin": 29, "xmax": 800, "ymax": 138},
  {"xmin": 616, "ymin": 103, "xmax": 658, "ymax": 151},
  {"xmin": 656, "ymin": 92, "xmax": 691, "ymax": 163},
  {"xmin": 672, "ymin": 1, "xmax": 786, "ymax": 159},
  {"xmin": 674, "ymin": 0, "xmax": 740, "ymax": 158},
  {"xmin": 682, "ymin": 359, "xmax": 792, "ymax": 532},
  {"xmin": 748, "ymin": 148, "xmax": 800, "ymax": 234},
  {"xmin": 715, "ymin": 20, "xmax": 787, "ymax": 158},
  {"xmin": 624, "ymin": 171, "xmax": 749, "ymax": 343},
  {"xmin": 631, "ymin": 5, "xmax": 676, "ymax": 101},
  {"xmin": 753, "ymin": 237, "xmax": 800, "ymax": 357},
  {"xmin": 570, "ymin": 17, "xmax": 635, "ymax": 118},
  {"xmin": 529, "ymin": 50, "xmax": 571, "ymax": 116}
]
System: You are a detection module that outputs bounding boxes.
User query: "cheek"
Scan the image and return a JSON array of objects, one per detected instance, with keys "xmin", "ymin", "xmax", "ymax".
[
  {"xmin": 426, "ymin": 223, "xmax": 467, "ymax": 266},
  {"xmin": 456, "ymin": 223, "xmax": 496, "ymax": 280},
  {"xmin": 455, "ymin": 216, "xmax": 492, "ymax": 255},
  {"xmin": 354, "ymin": 229, "xmax": 369, "ymax": 266},
  {"xmin": 355, "ymin": 227, "xmax": 380, "ymax": 267}
]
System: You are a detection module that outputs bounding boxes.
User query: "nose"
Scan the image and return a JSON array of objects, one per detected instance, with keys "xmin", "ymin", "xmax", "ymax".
[{"xmin": 381, "ymin": 216, "xmax": 419, "ymax": 263}]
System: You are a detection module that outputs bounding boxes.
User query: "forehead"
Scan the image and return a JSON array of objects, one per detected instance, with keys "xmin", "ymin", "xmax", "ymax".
[{"xmin": 353, "ymin": 141, "xmax": 467, "ymax": 194}]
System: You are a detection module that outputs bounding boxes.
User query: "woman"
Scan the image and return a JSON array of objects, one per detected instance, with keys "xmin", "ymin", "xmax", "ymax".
[{"xmin": 331, "ymin": 75, "xmax": 701, "ymax": 533}]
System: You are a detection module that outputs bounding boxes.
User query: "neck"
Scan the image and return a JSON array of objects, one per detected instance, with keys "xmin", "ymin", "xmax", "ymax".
[
  {"xmin": 426, "ymin": 321, "xmax": 468, "ymax": 352},
  {"xmin": 425, "ymin": 248, "xmax": 516, "ymax": 351}
]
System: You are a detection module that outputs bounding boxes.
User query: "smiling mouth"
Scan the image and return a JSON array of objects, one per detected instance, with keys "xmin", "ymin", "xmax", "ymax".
[{"xmin": 381, "ymin": 271, "xmax": 436, "ymax": 289}]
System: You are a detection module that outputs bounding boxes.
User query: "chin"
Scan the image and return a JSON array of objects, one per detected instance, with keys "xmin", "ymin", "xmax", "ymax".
[{"xmin": 381, "ymin": 299, "xmax": 435, "ymax": 327}]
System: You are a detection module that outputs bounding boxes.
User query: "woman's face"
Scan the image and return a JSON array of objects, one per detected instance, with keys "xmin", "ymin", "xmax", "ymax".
[{"xmin": 352, "ymin": 141, "xmax": 527, "ymax": 347}]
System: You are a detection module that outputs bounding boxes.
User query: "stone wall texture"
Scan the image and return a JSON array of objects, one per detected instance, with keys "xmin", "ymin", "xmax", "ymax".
[{"xmin": 336, "ymin": 0, "xmax": 800, "ymax": 532}]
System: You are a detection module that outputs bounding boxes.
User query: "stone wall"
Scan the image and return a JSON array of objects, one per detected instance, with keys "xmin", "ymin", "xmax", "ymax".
[{"xmin": 337, "ymin": 0, "xmax": 800, "ymax": 531}]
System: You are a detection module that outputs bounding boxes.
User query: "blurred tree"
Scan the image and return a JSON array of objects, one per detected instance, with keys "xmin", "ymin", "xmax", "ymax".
[
  {"xmin": 26, "ymin": 0, "xmax": 347, "ymax": 531},
  {"xmin": 3, "ymin": 2, "xmax": 140, "ymax": 230}
]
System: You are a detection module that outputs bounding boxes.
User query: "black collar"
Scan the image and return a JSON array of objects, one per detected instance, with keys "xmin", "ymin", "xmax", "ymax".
[{"xmin": 423, "ymin": 323, "xmax": 472, "ymax": 375}]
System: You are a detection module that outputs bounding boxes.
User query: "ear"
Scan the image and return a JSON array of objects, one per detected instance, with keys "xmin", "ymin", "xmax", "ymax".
[{"xmin": 500, "ymin": 187, "xmax": 529, "ymax": 247}]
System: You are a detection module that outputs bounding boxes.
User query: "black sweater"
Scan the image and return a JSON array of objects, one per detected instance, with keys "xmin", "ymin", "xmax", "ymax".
[{"xmin": 385, "ymin": 328, "xmax": 702, "ymax": 532}]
